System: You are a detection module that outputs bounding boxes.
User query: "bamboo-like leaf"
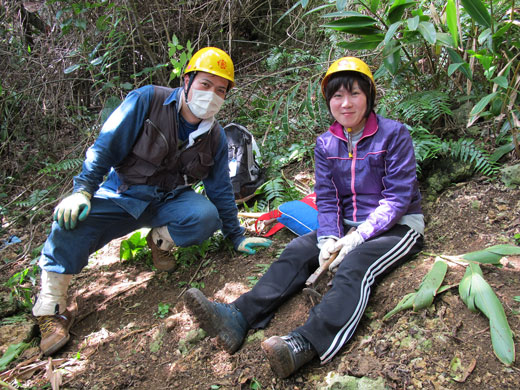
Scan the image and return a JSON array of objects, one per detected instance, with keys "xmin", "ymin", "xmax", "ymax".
[
  {"xmin": 407, "ymin": 16, "xmax": 419, "ymax": 31},
  {"xmin": 413, "ymin": 258, "xmax": 448, "ymax": 310},
  {"xmin": 459, "ymin": 263, "xmax": 515, "ymax": 365},
  {"xmin": 461, "ymin": 249, "xmax": 502, "ymax": 264},
  {"xmin": 469, "ymin": 91, "xmax": 498, "ymax": 116},
  {"xmin": 446, "ymin": 0, "xmax": 459, "ymax": 48},
  {"xmin": 485, "ymin": 244, "xmax": 520, "ymax": 256},
  {"xmin": 382, "ymin": 21, "xmax": 402, "ymax": 47},
  {"xmin": 370, "ymin": 0, "xmax": 380, "ymax": 13},
  {"xmin": 383, "ymin": 292, "xmax": 416, "ymax": 320},
  {"xmin": 339, "ymin": 35, "xmax": 384, "ymax": 50},
  {"xmin": 305, "ymin": 80, "xmax": 315, "ymax": 120},
  {"xmin": 460, "ymin": 0, "xmax": 492, "ymax": 28},
  {"xmin": 446, "ymin": 48, "xmax": 473, "ymax": 80},
  {"xmin": 322, "ymin": 16, "xmax": 381, "ymax": 35},
  {"xmin": 417, "ymin": 21, "xmax": 436, "ymax": 44},
  {"xmin": 387, "ymin": 0, "xmax": 416, "ymax": 24},
  {"xmin": 382, "ymin": 41, "xmax": 401, "ymax": 75}
]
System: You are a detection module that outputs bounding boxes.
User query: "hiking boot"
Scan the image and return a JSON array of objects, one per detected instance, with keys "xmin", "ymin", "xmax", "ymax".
[
  {"xmin": 184, "ymin": 288, "xmax": 249, "ymax": 354},
  {"xmin": 37, "ymin": 309, "xmax": 74, "ymax": 356},
  {"xmin": 146, "ymin": 232, "xmax": 178, "ymax": 272},
  {"xmin": 261, "ymin": 331, "xmax": 317, "ymax": 378}
]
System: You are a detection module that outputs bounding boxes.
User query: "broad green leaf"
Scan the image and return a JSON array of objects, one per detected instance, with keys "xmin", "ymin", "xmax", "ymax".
[
  {"xmin": 382, "ymin": 41, "xmax": 401, "ymax": 75},
  {"xmin": 382, "ymin": 22, "xmax": 402, "ymax": 47},
  {"xmin": 336, "ymin": 0, "xmax": 347, "ymax": 12},
  {"xmin": 413, "ymin": 259, "xmax": 448, "ymax": 310},
  {"xmin": 383, "ymin": 292, "xmax": 415, "ymax": 320},
  {"xmin": 461, "ymin": 249, "xmax": 502, "ymax": 264},
  {"xmin": 322, "ymin": 11, "xmax": 363, "ymax": 18},
  {"xmin": 436, "ymin": 33, "xmax": 455, "ymax": 48},
  {"xmin": 90, "ymin": 56, "xmax": 103, "ymax": 66},
  {"xmin": 460, "ymin": 0, "xmax": 492, "ymax": 28},
  {"xmin": 370, "ymin": 0, "xmax": 380, "ymax": 13},
  {"xmin": 417, "ymin": 21, "xmax": 436, "ymax": 44},
  {"xmin": 492, "ymin": 76, "xmax": 509, "ymax": 89},
  {"xmin": 64, "ymin": 64, "xmax": 81, "ymax": 74},
  {"xmin": 387, "ymin": 0, "xmax": 416, "ymax": 24},
  {"xmin": 469, "ymin": 92, "xmax": 498, "ymax": 117},
  {"xmin": 0, "ymin": 342, "xmax": 29, "ymax": 371},
  {"xmin": 305, "ymin": 80, "xmax": 315, "ymax": 119},
  {"xmin": 485, "ymin": 244, "xmax": 520, "ymax": 256},
  {"xmin": 322, "ymin": 16, "xmax": 381, "ymax": 35},
  {"xmin": 407, "ymin": 16, "xmax": 419, "ymax": 31},
  {"xmin": 446, "ymin": 0, "xmax": 459, "ymax": 48},
  {"xmin": 446, "ymin": 48, "xmax": 473, "ymax": 80},
  {"xmin": 459, "ymin": 263, "xmax": 515, "ymax": 365},
  {"xmin": 339, "ymin": 35, "xmax": 384, "ymax": 50}
]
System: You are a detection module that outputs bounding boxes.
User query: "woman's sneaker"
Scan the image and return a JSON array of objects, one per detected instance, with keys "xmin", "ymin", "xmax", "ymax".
[
  {"xmin": 184, "ymin": 288, "xmax": 249, "ymax": 353},
  {"xmin": 261, "ymin": 331, "xmax": 317, "ymax": 378}
]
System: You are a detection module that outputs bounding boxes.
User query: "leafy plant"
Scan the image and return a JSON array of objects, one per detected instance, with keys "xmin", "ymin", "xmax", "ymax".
[
  {"xmin": 385, "ymin": 244, "xmax": 520, "ymax": 366},
  {"xmin": 5, "ymin": 264, "xmax": 39, "ymax": 310},
  {"xmin": 247, "ymin": 263, "xmax": 270, "ymax": 287},
  {"xmin": 154, "ymin": 302, "xmax": 170, "ymax": 319},
  {"xmin": 168, "ymin": 34, "xmax": 193, "ymax": 82},
  {"xmin": 120, "ymin": 231, "xmax": 148, "ymax": 261}
]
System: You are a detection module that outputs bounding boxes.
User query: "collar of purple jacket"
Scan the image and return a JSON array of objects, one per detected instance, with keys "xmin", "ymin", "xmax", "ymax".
[{"xmin": 328, "ymin": 111, "xmax": 378, "ymax": 141}]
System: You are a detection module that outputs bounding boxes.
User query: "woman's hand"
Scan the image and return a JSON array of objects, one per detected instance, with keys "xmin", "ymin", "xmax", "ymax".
[{"xmin": 329, "ymin": 230, "xmax": 364, "ymax": 271}]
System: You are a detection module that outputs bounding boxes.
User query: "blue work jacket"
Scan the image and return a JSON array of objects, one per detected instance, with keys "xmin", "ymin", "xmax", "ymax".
[{"xmin": 72, "ymin": 85, "xmax": 245, "ymax": 247}]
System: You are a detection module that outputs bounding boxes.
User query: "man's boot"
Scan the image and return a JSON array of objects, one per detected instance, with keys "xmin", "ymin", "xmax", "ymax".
[
  {"xmin": 184, "ymin": 288, "xmax": 249, "ymax": 354},
  {"xmin": 261, "ymin": 331, "xmax": 317, "ymax": 378},
  {"xmin": 146, "ymin": 229, "xmax": 178, "ymax": 272},
  {"xmin": 32, "ymin": 270, "xmax": 73, "ymax": 356},
  {"xmin": 37, "ymin": 308, "xmax": 74, "ymax": 356}
]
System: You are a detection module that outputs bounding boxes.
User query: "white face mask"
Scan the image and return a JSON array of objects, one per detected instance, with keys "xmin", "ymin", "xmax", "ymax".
[{"xmin": 186, "ymin": 89, "xmax": 225, "ymax": 119}]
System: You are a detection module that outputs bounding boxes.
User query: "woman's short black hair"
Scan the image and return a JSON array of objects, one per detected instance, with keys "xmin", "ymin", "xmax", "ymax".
[{"xmin": 324, "ymin": 71, "xmax": 376, "ymax": 118}]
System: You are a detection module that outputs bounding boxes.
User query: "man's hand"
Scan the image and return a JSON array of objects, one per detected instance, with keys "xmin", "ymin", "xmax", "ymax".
[
  {"xmin": 329, "ymin": 230, "xmax": 364, "ymax": 271},
  {"xmin": 318, "ymin": 238, "xmax": 337, "ymax": 267},
  {"xmin": 53, "ymin": 191, "xmax": 92, "ymax": 230},
  {"xmin": 237, "ymin": 237, "xmax": 272, "ymax": 255}
]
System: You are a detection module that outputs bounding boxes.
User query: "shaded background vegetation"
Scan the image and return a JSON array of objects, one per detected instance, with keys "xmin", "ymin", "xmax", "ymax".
[{"xmin": 1, "ymin": 0, "xmax": 519, "ymax": 287}]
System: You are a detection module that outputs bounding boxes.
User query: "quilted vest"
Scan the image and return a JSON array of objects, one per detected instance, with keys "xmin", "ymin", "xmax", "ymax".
[{"xmin": 115, "ymin": 86, "xmax": 221, "ymax": 192}]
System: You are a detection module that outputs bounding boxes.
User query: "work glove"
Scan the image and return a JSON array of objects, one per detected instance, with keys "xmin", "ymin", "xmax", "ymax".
[
  {"xmin": 329, "ymin": 230, "xmax": 364, "ymax": 272},
  {"xmin": 53, "ymin": 191, "xmax": 92, "ymax": 230},
  {"xmin": 237, "ymin": 237, "xmax": 272, "ymax": 255},
  {"xmin": 318, "ymin": 238, "xmax": 337, "ymax": 268}
]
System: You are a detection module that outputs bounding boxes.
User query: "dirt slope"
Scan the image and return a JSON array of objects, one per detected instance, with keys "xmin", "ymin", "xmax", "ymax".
[{"xmin": 1, "ymin": 178, "xmax": 519, "ymax": 389}]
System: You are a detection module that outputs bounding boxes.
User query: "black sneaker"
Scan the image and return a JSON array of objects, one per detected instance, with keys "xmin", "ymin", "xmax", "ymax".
[
  {"xmin": 184, "ymin": 288, "xmax": 249, "ymax": 354},
  {"xmin": 261, "ymin": 331, "xmax": 317, "ymax": 378}
]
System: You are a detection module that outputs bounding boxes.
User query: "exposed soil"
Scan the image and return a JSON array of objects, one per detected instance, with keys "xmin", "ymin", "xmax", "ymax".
[{"xmin": 1, "ymin": 178, "xmax": 520, "ymax": 389}]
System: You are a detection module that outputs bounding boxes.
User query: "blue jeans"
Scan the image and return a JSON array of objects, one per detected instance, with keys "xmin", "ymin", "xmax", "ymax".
[{"xmin": 40, "ymin": 189, "xmax": 222, "ymax": 274}]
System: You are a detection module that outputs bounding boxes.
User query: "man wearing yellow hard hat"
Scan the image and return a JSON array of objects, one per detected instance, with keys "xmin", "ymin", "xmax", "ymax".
[{"xmin": 31, "ymin": 47, "xmax": 271, "ymax": 356}]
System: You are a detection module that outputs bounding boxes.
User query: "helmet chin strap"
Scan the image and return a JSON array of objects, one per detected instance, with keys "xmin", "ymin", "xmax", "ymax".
[{"xmin": 184, "ymin": 72, "xmax": 197, "ymax": 102}]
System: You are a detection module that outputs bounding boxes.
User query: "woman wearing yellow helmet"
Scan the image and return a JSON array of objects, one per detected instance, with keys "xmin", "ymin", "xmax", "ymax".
[{"xmin": 184, "ymin": 55, "xmax": 424, "ymax": 379}]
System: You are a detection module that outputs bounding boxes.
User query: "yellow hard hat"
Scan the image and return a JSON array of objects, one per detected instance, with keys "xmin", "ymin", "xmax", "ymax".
[
  {"xmin": 184, "ymin": 47, "xmax": 235, "ymax": 88},
  {"xmin": 321, "ymin": 56, "xmax": 375, "ymax": 97}
]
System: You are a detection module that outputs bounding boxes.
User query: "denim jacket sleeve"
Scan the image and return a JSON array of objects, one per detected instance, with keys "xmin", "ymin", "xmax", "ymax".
[
  {"xmin": 73, "ymin": 86, "xmax": 154, "ymax": 195},
  {"xmin": 203, "ymin": 127, "xmax": 245, "ymax": 247}
]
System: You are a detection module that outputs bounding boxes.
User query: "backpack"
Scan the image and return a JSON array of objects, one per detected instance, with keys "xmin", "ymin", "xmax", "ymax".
[
  {"xmin": 224, "ymin": 123, "xmax": 265, "ymax": 203},
  {"xmin": 255, "ymin": 193, "xmax": 319, "ymax": 236}
]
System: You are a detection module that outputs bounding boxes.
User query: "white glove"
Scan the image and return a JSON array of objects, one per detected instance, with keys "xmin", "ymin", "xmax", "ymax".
[
  {"xmin": 318, "ymin": 238, "xmax": 337, "ymax": 267},
  {"xmin": 329, "ymin": 230, "xmax": 364, "ymax": 271}
]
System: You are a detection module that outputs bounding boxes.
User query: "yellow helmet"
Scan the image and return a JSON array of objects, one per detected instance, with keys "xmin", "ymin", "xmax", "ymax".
[
  {"xmin": 184, "ymin": 47, "xmax": 235, "ymax": 88},
  {"xmin": 321, "ymin": 56, "xmax": 375, "ymax": 98}
]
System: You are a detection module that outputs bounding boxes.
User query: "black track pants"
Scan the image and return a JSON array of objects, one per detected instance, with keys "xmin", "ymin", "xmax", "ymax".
[{"xmin": 234, "ymin": 224, "xmax": 423, "ymax": 363}]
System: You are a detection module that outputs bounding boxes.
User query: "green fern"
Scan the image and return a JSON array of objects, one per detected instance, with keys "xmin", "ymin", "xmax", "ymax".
[
  {"xmin": 38, "ymin": 158, "xmax": 83, "ymax": 175},
  {"xmin": 14, "ymin": 189, "xmax": 50, "ymax": 208},
  {"xmin": 410, "ymin": 126, "xmax": 499, "ymax": 176},
  {"xmin": 257, "ymin": 177, "xmax": 288, "ymax": 210},
  {"xmin": 444, "ymin": 139, "xmax": 499, "ymax": 175},
  {"xmin": 395, "ymin": 90, "xmax": 452, "ymax": 125}
]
